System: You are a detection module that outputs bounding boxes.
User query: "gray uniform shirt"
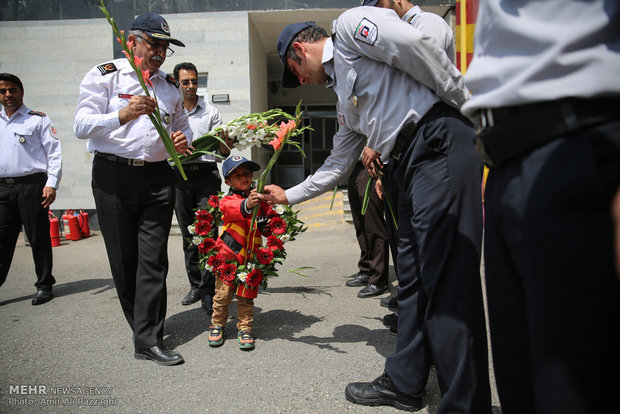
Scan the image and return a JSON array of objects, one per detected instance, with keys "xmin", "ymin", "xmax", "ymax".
[
  {"xmin": 285, "ymin": 6, "xmax": 467, "ymax": 205},
  {"xmin": 462, "ymin": 0, "xmax": 620, "ymax": 117}
]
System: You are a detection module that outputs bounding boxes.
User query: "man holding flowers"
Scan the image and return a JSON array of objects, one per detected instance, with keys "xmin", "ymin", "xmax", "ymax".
[{"xmin": 74, "ymin": 12, "xmax": 190, "ymax": 366}]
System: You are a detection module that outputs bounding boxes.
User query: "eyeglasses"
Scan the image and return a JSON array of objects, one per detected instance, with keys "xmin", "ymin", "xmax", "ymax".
[
  {"xmin": 136, "ymin": 35, "xmax": 175, "ymax": 57},
  {"xmin": 181, "ymin": 80, "xmax": 198, "ymax": 86},
  {"xmin": 0, "ymin": 88, "xmax": 20, "ymax": 95}
]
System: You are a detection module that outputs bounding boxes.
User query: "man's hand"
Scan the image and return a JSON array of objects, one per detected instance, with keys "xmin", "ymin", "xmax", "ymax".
[
  {"xmin": 171, "ymin": 131, "xmax": 191, "ymax": 155},
  {"xmin": 218, "ymin": 130, "xmax": 235, "ymax": 157},
  {"xmin": 41, "ymin": 186, "xmax": 56, "ymax": 208},
  {"xmin": 375, "ymin": 179, "xmax": 384, "ymax": 200},
  {"xmin": 362, "ymin": 146, "xmax": 382, "ymax": 174},
  {"xmin": 257, "ymin": 184, "xmax": 289, "ymax": 205},
  {"xmin": 118, "ymin": 96, "xmax": 157, "ymax": 125}
]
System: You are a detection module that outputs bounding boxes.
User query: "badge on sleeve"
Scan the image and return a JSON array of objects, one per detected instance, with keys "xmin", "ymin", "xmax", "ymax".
[
  {"xmin": 97, "ymin": 62, "xmax": 118, "ymax": 76},
  {"xmin": 354, "ymin": 18, "xmax": 378, "ymax": 46},
  {"xmin": 49, "ymin": 126, "xmax": 59, "ymax": 140},
  {"xmin": 19, "ymin": 135, "xmax": 26, "ymax": 143}
]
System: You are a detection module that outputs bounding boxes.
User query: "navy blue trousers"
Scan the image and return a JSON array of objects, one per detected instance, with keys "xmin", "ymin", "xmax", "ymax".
[
  {"xmin": 484, "ymin": 119, "xmax": 620, "ymax": 414},
  {"xmin": 384, "ymin": 103, "xmax": 492, "ymax": 414}
]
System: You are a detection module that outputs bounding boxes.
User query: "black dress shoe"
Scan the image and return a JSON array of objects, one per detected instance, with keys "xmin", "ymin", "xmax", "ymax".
[
  {"xmin": 134, "ymin": 346, "xmax": 184, "ymax": 366},
  {"xmin": 346, "ymin": 273, "xmax": 370, "ymax": 287},
  {"xmin": 202, "ymin": 294, "xmax": 213, "ymax": 315},
  {"xmin": 181, "ymin": 288, "xmax": 201, "ymax": 305},
  {"xmin": 382, "ymin": 313, "xmax": 398, "ymax": 326},
  {"xmin": 32, "ymin": 287, "xmax": 53, "ymax": 305},
  {"xmin": 345, "ymin": 372, "xmax": 423, "ymax": 411},
  {"xmin": 380, "ymin": 296, "xmax": 398, "ymax": 311},
  {"xmin": 357, "ymin": 284, "xmax": 388, "ymax": 298}
]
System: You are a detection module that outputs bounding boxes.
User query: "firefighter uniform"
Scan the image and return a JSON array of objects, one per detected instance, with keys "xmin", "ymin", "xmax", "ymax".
[
  {"xmin": 462, "ymin": 0, "xmax": 620, "ymax": 412},
  {"xmin": 74, "ymin": 57, "xmax": 192, "ymax": 352},
  {"xmin": 278, "ymin": 7, "xmax": 491, "ymax": 413},
  {"xmin": 0, "ymin": 104, "xmax": 62, "ymax": 292}
]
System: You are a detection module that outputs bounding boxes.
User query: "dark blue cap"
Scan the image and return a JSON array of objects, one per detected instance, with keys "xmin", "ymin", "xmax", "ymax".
[
  {"xmin": 131, "ymin": 13, "xmax": 185, "ymax": 47},
  {"xmin": 277, "ymin": 21, "xmax": 317, "ymax": 88},
  {"xmin": 222, "ymin": 155, "xmax": 260, "ymax": 179},
  {"xmin": 361, "ymin": 0, "xmax": 379, "ymax": 5}
]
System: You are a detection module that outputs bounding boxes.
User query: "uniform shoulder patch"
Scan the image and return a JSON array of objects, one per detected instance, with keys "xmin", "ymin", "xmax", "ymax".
[
  {"xmin": 354, "ymin": 18, "xmax": 378, "ymax": 46},
  {"xmin": 28, "ymin": 110, "xmax": 46, "ymax": 117},
  {"xmin": 97, "ymin": 62, "xmax": 118, "ymax": 76},
  {"xmin": 166, "ymin": 74, "xmax": 179, "ymax": 88}
]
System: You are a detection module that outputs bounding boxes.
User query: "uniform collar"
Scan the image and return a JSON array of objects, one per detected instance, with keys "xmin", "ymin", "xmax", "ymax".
[
  {"xmin": 0, "ymin": 104, "xmax": 27, "ymax": 121},
  {"xmin": 403, "ymin": 6, "xmax": 422, "ymax": 24},
  {"xmin": 322, "ymin": 37, "xmax": 335, "ymax": 88}
]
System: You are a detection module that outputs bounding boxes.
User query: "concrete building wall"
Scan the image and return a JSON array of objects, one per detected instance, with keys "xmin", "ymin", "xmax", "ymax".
[{"xmin": 0, "ymin": 11, "xmax": 254, "ymax": 210}]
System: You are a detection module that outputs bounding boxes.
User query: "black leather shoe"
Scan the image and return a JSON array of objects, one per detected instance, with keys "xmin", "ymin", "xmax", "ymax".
[
  {"xmin": 345, "ymin": 372, "xmax": 423, "ymax": 411},
  {"xmin": 357, "ymin": 284, "xmax": 388, "ymax": 298},
  {"xmin": 134, "ymin": 346, "xmax": 184, "ymax": 366},
  {"xmin": 380, "ymin": 296, "xmax": 398, "ymax": 311},
  {"xmin": 346, "ymin": 273, "xmax": 370, "ymax": 287},
  {"xmin": 181, "ymin": 288, "xmax": 201, "ymax": 305},
  {"xmin": 382, "ymin": 313, "xmax": 397, "ymax": 326},
  {"xmin": 202, "ymin": 294, "xmax": 213, "ymax": 315},
  {"xmin": 32, "ymin": 287, "xmax": 53, "ymax": 305}
]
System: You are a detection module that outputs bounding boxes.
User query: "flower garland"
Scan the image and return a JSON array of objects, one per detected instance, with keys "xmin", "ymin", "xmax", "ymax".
[{"xmin": 188, "ymin": 193, "xmax": 307, "ymax": 297}]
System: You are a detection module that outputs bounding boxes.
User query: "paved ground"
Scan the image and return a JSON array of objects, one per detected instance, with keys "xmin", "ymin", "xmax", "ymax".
[{"xmin": 0, "ymin": 192, "xmax": 500, "ymax": 413}]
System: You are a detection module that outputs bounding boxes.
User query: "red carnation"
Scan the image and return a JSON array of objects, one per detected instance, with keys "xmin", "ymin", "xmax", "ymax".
[
  {"xmin": 198, "ymin": 238, "xmax": 216, "ymax": 254},
  {"xmin": 196, "ymin": 210, "xmax": 214, "ymax": 224},
  {"xmin": 208, "ymin": 195, "xmax": 220, "ymax": 208},
  {"xmin": 256, "ymin": 247, "xmax": 274, "ymax": 265},
  {"xmin": 269, "ymin": 216, "xmax": 287, "ymax": 235},
  {"xmin": 219, "ymin": 263, "xmax": 237, "ymax": 282},
  {"xmin": 245, "ymin": 269, "xmax": 263, "ymax": 288},
  {"xmin": 207, "ymin": 253, "xmax": 226, "ymax": 270},
  {"xmin": 267, "ymin": 235, "xmax": 284, "ymax": 251},
  {"xmin": 195, "ymin": 220, "xmax": 213, "ymax": 236}
]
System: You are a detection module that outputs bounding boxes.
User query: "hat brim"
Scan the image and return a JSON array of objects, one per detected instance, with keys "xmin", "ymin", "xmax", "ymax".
[
  {"xmin": 282, "ymin": 67, "xmax": 301, "ymax": 88},
  {"xmin": 146, "ymin": 31, "xmax": 185, "ymax": 47},
  {"xmin": 225, "ymin": 160, "xmax": 261, "ymax": 178}
]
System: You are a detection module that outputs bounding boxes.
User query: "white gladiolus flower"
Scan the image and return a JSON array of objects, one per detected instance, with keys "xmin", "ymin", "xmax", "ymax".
[
  {"xmin": 192, "ymin": 236, "xmax": 202, "ymax": 246},
  {"xmin": 187, "ymin": 224, "xmax": 196, "ymax": 234},
  {"xmin": 280, "ymin": 234, "xmax": 291, "ymax": 242},
  {"xmin": 274, "ymin": 205, "xmax": 285, "ymax": 214}
]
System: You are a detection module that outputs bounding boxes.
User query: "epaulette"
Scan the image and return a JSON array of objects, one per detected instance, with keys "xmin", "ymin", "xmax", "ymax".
[
  {"xmin": 97, "ymin": 62, "xmax": 118, "ymax": 76},
  {"xmin": 28, "ymin": 110, "xmax": 46, "ymax": 117},
  {"xmin": 166, "ymin": 74, "xmax": 179, "ymax": 88}
]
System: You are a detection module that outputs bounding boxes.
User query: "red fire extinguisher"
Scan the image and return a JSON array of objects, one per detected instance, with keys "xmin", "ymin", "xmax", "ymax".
[
  {"xmin": 77, "ymin": 209, "xmax": 90, "ymax": 238},
  {"xmin": 62, "ymin": 209, "xmax": 82, "ymax": 241},
  {"xmin": 49, "ymin": 212, "xmax": 61, "ymax": 247}
]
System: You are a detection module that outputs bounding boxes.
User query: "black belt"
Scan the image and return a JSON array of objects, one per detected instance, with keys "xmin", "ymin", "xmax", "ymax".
[
  {"xmin": 0, "ymin": 172, "xmax": 46, "ymax": 184},
  {"xmin": 177, "ymin": 163, "xmax": 217, "ymax": 172},
  {"xmin": 391, "ymin": 102, "xmax": 450, "ymax": 160},
  {"xmin": 95, "ymin": 152, "xmax": 168, "ymax": 167},
  {"xmin": 473, "ymin": 97, "xmax": 620, "ymax": 167}
]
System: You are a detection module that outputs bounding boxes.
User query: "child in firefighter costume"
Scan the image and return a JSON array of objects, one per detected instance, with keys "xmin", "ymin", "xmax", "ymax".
[{"xmin": 209, "ymin": 155, "xmax": 266, "ymax": 350}]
